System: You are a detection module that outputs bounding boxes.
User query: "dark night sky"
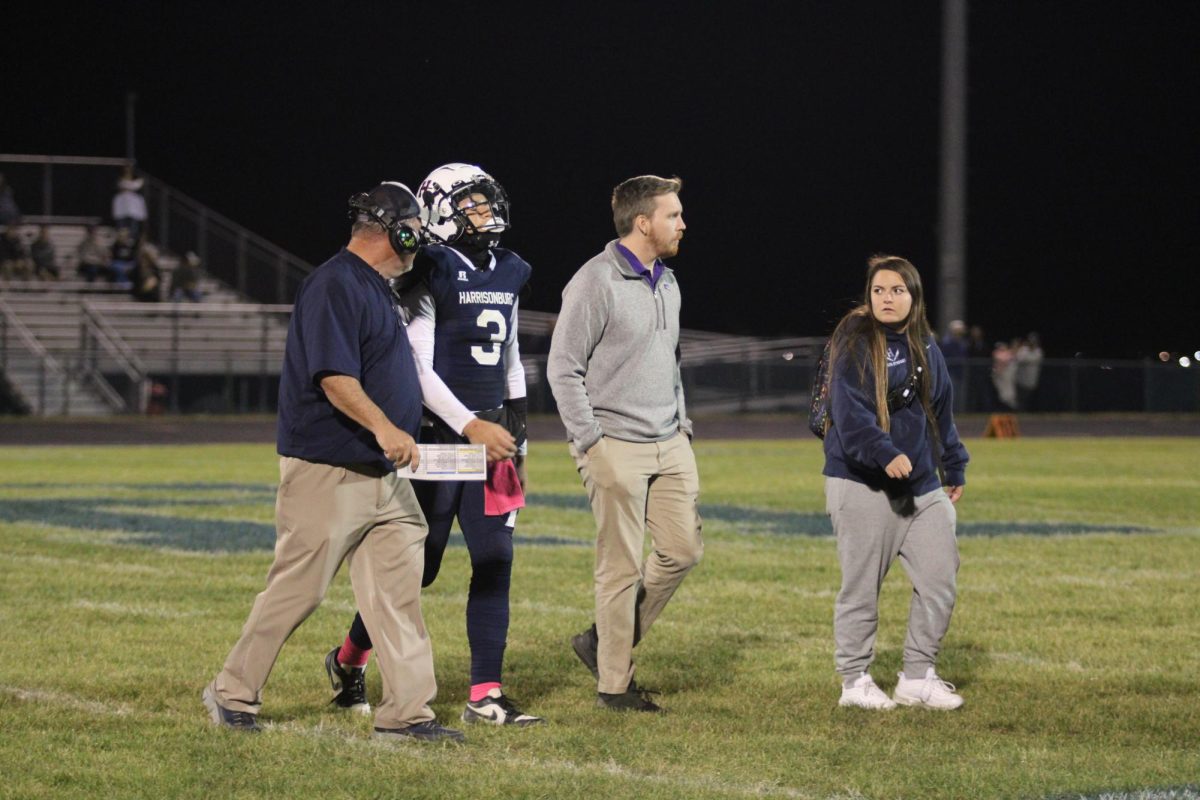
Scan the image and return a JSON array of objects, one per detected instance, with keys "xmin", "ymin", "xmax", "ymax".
[{"xmin": 6, "ymin": 2, "xmax": 1198, "ymax": 358}]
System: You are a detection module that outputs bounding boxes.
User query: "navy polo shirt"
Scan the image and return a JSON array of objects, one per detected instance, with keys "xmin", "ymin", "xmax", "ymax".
[{"xmin": 277, "ymin": 248, "xmax": 422, "ymax": 473}]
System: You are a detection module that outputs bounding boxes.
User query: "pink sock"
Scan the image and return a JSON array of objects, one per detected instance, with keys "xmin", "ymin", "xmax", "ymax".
[
  {"xmin": 337, "ymin": 636, "xmax": 370, "ymax": 669},
  {"xmin": 470, "ymin": 682, "xmax": 502, "ymax": 702}
]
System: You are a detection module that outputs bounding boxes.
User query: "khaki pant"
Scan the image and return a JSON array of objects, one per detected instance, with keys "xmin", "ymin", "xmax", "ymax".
[
  {"xmin": 571, "ymin": 433, "xmax": 703, "ymax": 694},
  {"xmin": 211, "ymin": 457, "xmax": 436, "ymax": 729}
]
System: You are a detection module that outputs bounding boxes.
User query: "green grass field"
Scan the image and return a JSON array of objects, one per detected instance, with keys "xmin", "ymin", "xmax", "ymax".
[{"xmin": 1, "ymin": 436, "xmax": 1198, "ymax": 800}]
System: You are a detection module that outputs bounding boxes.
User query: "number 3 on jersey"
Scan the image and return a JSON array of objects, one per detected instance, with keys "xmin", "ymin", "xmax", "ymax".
[{"xmin": 471, "ymin": 309, "xmax": 506, "ymax": 365}]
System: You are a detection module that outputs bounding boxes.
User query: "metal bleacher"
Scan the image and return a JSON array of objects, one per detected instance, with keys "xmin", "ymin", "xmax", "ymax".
[
  {"xmin": 2, "ymin": 222, "xmax": 240, "ymax": 301},
  {"xmin": 0, "ymin": 277, "xmax": 291, "ymax": 415},
  {"xmin": 1, "ymin": 155, "xmax": 301, "ymax": 415},
  {"xmin": 0, "ymin": 218, "xmax": 289, "ymax": 415}
]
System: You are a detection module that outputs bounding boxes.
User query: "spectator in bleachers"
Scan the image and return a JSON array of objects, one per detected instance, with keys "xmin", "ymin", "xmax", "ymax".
[
  {"xmin": 1, "ymin": 226, "xmax": 32, "ymax": 279},
  {"xmin": 29, "ymin": 226, "xmax": 59, "ymax": 280},
  {"xmin": 76, "ymin": 225, "xmax": 112, "ymax": 282},
  {"xmin": 0, "ymin": 173, "xmax": 20, "ymax": 226},
  {"xmin": 109, "ymin": 228, "xmax": 137, "ymax": 288},
  {"xmin": 112, "ymin": 165, "xmax": 148, "ymax": 241},
  {"xmin": 131, "ymin": 239, "xmax": 163, "ymax": 302},
  {"xmin": 170, "ymin": 250, "xmax": 203, "ymax": 302}
]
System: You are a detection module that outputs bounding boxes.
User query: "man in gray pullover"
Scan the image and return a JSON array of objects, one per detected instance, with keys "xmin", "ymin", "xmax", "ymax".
[{"xmin": 548, "ymin": 175, "xmax": 703, "ymax": 713}]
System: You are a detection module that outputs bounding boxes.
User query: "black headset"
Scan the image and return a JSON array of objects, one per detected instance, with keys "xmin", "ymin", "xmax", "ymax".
[{"xmin": 347, "ymin": 184, "xmax": 423, "ymax": 255}]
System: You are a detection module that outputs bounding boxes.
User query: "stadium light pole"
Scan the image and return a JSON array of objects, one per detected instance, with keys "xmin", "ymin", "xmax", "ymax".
[
  {"xmin": 937, "ymin": 0, "xmax": 967, "ymax": 333},
  {"xmin": 126, "ymin": 91, "xmax": 137, "ymax": 163}
]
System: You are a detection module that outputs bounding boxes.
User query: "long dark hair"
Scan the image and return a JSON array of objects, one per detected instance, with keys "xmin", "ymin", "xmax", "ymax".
[{"xmin": 830, "ymin": 255, "xmax": 935, "ymax": 433}]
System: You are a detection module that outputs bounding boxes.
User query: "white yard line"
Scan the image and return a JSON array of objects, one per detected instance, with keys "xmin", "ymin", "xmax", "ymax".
[
  {"xmin": 8, "ymin": 552, "xmax": 178, "ymax": 577},
  {"xmin": 1, "ymin": 685, "xmax": 135, "ymax": 717},
  {"xmin": 510, "ymin": 598, "xmax": 589, "ymax": 616},
  {"xmin": 73, "ymin": 599, "xmax": 208, "ymax": 619},
  {"xmin": 318, "ymin": 599, "xmax": 359, "ymax": 615},
  {"xmin": 991, "ymin": 652, "xmax": 1087, "ymax": 672}
]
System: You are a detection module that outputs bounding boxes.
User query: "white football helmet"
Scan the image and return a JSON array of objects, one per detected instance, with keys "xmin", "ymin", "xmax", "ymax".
[{"xmin": 417, "ymin": 163, "xmax": 511, "ymax": 246}]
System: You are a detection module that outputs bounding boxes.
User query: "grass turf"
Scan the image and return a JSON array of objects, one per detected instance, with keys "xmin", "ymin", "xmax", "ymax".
[{"xmin": 0, "ymin": 437, "xmax": 1197, "ymax": 799}]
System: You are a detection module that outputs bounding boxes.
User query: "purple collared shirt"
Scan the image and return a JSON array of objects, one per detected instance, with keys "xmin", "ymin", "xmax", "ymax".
[{"xmin": 615, "ymin": 242, "xmax": 664, "ymax": 291}]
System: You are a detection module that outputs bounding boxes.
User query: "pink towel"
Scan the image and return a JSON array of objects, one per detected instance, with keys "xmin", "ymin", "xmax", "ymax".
[{"xmin": 484, "ymin": 459, "xmax": 525, "ymax": 516}]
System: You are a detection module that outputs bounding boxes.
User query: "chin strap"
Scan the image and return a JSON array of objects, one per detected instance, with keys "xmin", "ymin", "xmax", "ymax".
[{"xmin": 459, "ymin": 232, "xmax": 501, "ymax": 251}]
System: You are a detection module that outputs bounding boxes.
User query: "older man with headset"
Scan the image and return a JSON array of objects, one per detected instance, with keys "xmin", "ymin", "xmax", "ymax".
[{"xmin": 203, "ymin": 181, "xmax": 464, "ymax": 743}]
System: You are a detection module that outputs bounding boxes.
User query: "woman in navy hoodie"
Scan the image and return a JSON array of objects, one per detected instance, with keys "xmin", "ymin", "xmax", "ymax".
[{"xmin": 823, "ymin": 255, "xmax": 969, "ymax": 710}]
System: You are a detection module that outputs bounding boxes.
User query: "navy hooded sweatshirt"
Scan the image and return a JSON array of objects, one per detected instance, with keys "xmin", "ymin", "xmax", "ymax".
[{"xmin": 822, "ymin": 323, "xmax": 968, "ymax": 495}]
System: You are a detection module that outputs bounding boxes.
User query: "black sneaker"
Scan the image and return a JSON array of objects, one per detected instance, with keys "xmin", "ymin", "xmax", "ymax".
[
  {"xmin": 596, "ymin": 681, "xmax": 664, "ymax": 714},
  {"xmin": 373, "ymin": 720, "xmax": 466, "ymax": 743},
  {"xmin": 571, "ymin": 624, "xmax": 599, "ymax": 680},
  {"xmin": 462, "ymin": 689, "xmax": 545, "ymax": 727},
  {"xmin": 324, "ymin": 647, "xmax": 370, "ymax": 715},
  {"xmin": 202, "ymin": 684, "xmax": 261, "ymax": 732}
]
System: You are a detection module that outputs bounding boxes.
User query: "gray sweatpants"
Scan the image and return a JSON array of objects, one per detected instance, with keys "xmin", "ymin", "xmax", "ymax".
[{"xmin": 826, "ymin": 477, "xmax": 958, "ymax": 678}]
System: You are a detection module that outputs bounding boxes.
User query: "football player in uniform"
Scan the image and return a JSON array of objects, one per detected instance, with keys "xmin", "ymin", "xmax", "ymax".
[{"xmin": 324, "ymin": 163, "xmax": 543, "ymax": 727}]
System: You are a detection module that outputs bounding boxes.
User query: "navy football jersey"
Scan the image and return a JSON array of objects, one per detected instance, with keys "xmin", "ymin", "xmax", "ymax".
[{"xmin": 406, "ymin": 245, "xmax": 531, "ymax": 411}]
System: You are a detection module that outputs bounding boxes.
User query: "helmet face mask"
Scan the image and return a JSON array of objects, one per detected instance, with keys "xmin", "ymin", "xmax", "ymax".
[{"xmin": 418, "ymin": 163, "xmax": 511, "ymax": 246}]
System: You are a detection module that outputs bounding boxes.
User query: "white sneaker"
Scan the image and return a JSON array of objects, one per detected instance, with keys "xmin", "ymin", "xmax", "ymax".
[
  {"xmin": 893, "ymin": 668, "xmax": 964, "ymax": 710},
  {"xmin": 838, "ymin": 673, "xmax": 897, "ymax": 710}
]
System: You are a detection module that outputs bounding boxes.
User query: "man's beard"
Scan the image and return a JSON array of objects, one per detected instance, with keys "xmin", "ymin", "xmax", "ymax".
[{"xmin": 653, "ymin": 232, "xmax": 680, "ymax": 259}]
